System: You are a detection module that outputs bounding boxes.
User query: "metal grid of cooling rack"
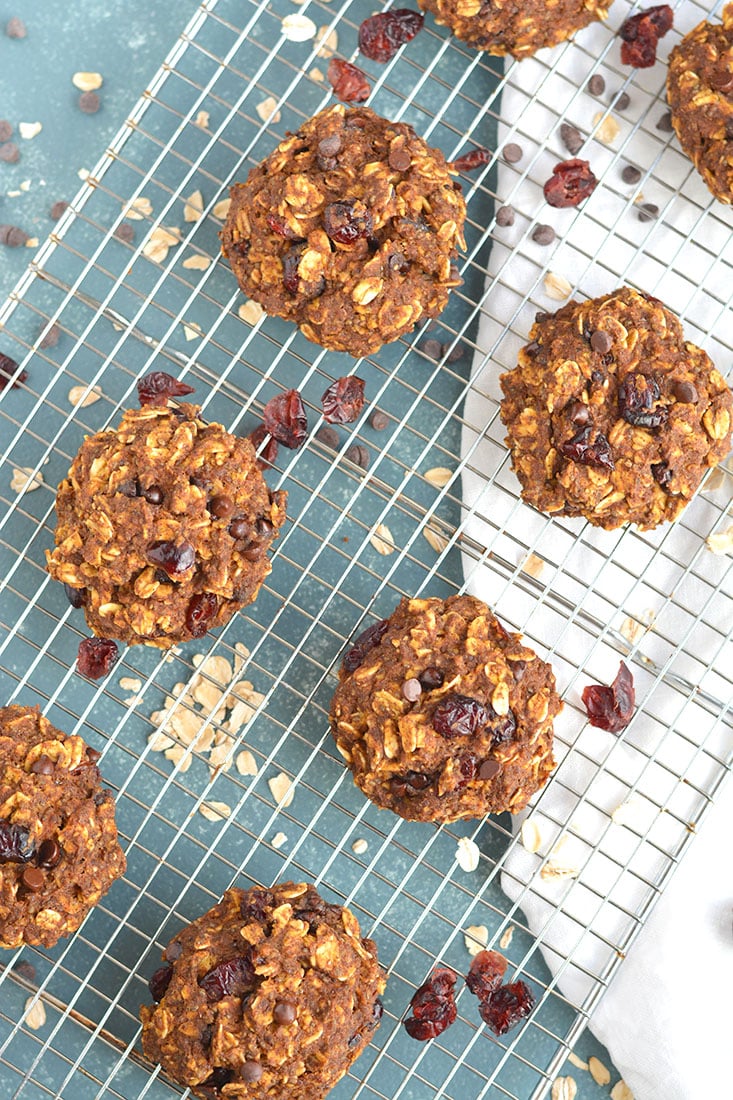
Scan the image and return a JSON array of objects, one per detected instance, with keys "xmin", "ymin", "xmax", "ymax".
[{"xmin": 0, "ymin": 0, "xmax": 731, "ymax": 1097}]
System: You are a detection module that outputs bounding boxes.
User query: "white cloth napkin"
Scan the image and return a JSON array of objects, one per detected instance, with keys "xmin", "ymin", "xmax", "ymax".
[{"xmin": 458, "ymin": 3, "xmax": 733, "ymax": 1096}]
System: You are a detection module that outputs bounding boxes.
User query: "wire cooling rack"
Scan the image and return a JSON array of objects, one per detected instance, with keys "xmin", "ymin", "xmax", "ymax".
[{"xmin": 0, "ymin": 0, "xmax": 732, "ymax": 1097}]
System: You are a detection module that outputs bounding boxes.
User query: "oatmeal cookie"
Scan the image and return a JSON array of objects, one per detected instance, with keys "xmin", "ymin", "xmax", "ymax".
[
  {"xmin": 500, "ymin": 287, "xmax": 732, "ymax": 530},
  {"xmin": 221, "ymin": 104, "xmax": 465, "ymax": 357},
  {"xmin": 329, "ymin": 595, "xmax": 560, "ymax": 823},
  {"xmin": 667, "ymin": 5, "xmax": 733, "ymax": 204},
  {"xmin": 0, "ymin": 705, "xmax": 125, "ymax": 950},
  {"xmin": 140, "ymin": 882, "xmax": 385, "ymax": 1099},
  {"xmin": 46, "ymin": 403, "xmax": 286, "ymax": 647},
  {"xmin": 417, "ymin": 0, "xmax": 612, "ymax": 58}
]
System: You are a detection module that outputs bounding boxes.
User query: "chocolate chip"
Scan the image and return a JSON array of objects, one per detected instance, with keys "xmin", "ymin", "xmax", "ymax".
[
  {"xmin": 242, "ymin": 544, "xmax": 265, "ymax": 562},
  {"xmin": 402, "ymin": 678, "xmax": 422, "ymax": 703},
  {"xmin": 31, "ymin": 755, "xmax": 54, "ymax": 776},
  {"xmin": 5, "ymin": 17, "xmax": 27, "ymax": 38},
  {"xmin": 568, "ymin": 401, "xmax": 591, "ymax": 425},
  {"xmin": 613, "ymin": 91, "xmax": 631, "ymax": 111},
  {"xmin": 49, "ymin": 201, "xmax": 70, "ymax": 221},
  {"xmin": 229, "ymin": 518, "xmax": 251, "ymax": 540},
  {"xmin": 208, "ymin": 494, "xmax": 234, "ymax": 519},
  {"xmin": 255, "ymin": 517, "xmax": 274, "ymax": 538},
  {"xmin": 532, "ymin": 223, "xmax": 555, "ymax": 246},
  {"xmin": 345, "ymin": 443, "xmax": 370, "ymax": 470},
  {"xmin": 0, "ymin": 224, "xmax": 29, "ymax": 247},
  {"xmin": 39, "ymin": 323, "xmax": 61, "ymax": 349},
  {"xmin": 142, "ymin": 485, "xmax": 164, "ymax": 505},
  {"xmin": 656, "ymin": 111, "xmax": 673, "ymax": 133},
  {"xmin": 590, "ymin": 329, "xmax": 612, "ymax": 354},
  {"xmin": 78, "ymin": 91, "xmax": 101, "ymax": 114},
  {"xmin": 368, "ymin": 409, "xmax": 389, "ymax": 431},
  {"xmin": 418, "ymin": 666, "xmax": 444, "ymax": 690},
  {"xmin": 638, "ymin": 203, "xmax": 659, "ymax": 223},
  {"xmin": 21, "ymin": 866, "xmax": 44, "ymax": 892},
  {"xmin": 672, "ymin": 380, "xmax": 698, "ymax": 403},
  {"xmin": 442, "ymin": 342, "xmax": 465, "ymax": 363},
  {"xmin": 621, "ymin": 164, "xmax": 641, "ymax": 184},
  {"xmin": 86, "ymin": 747, "xmax": 101, "ymax": 764},
  {"xmin": 495, "ymin": 204, "xmax": 515, "ymax": 227},
  {"xmin": 13, "ymin": 960, "xmax": 36, "ymax": 982},
  {"xmin": 502, "ymin": 142, "xmax": 523, "ymax": 164},
  {"xmin": 166, "ymin": 940, "xmax": 183, "ymax": 961},
  {"xmin": 273, "ymin": 1000, "xmax": 297, "ymax": 1024},
  {"xmin": 419, "ymin": 337, "xmax": 442, "ymax": 360},
  {"xmin": 240, "ymin": 1062, "xmax": 263, "ymax": 1083},
  {"xmin": 0, "ymin": 142, "xmax": 20, "ymax": 164},
  {"xmin": 316, "ymin": 424, "xmax": 340, "ymax": 448},
  {"xmin": 37, "ymin": 839, "xmax": 61, "ymax": 869},
  {"xmin": 0, "ymin": 121, "xmax": 12, "ymax": 143},
  {"xmin": 587, "ymin": 74, "xmax": 605, "ymax": 96},
  {"xmin": 478, "ymin": 758, "xmax": 501, "ymax": 779},
  {"xmin": 560, "ymin": 123, "xmax": 583, "ymax": 156},
  {"xmin": 317, "ymin": 133, "xmax": 342, "ymax": 159},
  {"xmin": 388, "ymin": 147, "xmax": 411, "ymax": 172},
  {"xmin": 114, "ymin": 222, "xmax": 135, "ymax": 244}
]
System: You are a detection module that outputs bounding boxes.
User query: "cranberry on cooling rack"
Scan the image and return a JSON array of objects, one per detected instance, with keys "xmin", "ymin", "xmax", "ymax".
[
  {"xmin": 404, "ymin": 967, "xmax": 458, "ymax": 1040},
  {"xmin": 321, "ymin": 376, "xmax": 366, "ymax": 424},
  {"xmin": 137, "ymin": 370, "xmax": 195, "ymax": 407},
  {"xmin": 263, "ymin": 389, "xmax": 308, "ymax": 449},
  {"xmin": 543, "ymin": 159, "xmax": 598, "ymax": 208},
  {"xmin": 358, "ymin": 10, "xmax": 424, "ymax": 63},
  {"xmin": 582, "ymin": 660, "xmax": 635, "ymax": 733},
  {"xmin": 327, "ymin": 59, "xmax": 371, "ymax": 104},
  {"xmin": 76, "ymin": 638, "xmax": 119, "ymax": 680}
]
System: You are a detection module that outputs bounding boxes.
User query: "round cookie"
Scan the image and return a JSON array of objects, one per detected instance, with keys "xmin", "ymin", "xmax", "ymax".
[
  {"xmin": 329, "ymin": 595, "xmax": 560, "ymax": 823},
  {"xmin": 0, "ymin": 705, "xmax": 126, "ymax": 949},
  {"xmin": 47, "ymin": 403, "xmax": 286, "ymax": 647},
  {"xmin": 417, "ymin": 0, "xmax": 612, "ymax": 58},
  {"xmin": 667, "ymin": 5, "xmax": 733, "ymax": 204},
  {"xmin": 140, "ymin": 882, "xmax": 385, "ymax": 1100},
  {"xmin": 220, "ymin": 104, "xmax": 466, "ymax": 357},
  {"xmin": 500, "ymin": 287, "xmax": 733, "ymax": 530}
]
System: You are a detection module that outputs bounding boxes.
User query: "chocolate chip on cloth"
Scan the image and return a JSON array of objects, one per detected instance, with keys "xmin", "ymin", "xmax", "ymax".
[
  {"xmin": 416, "ymin": 0, "xmax": 612, "ymax": 58},
  {"xmin": 329, "ymin": 595, "xmax": 561, "ymax": 823},
  {"xmin": 500, "ymin": 287, "xmax": 733, "ymax": 530},
  {"xmin": 667, "ymin": 4, "xmax": 733, "ymax": 204},
  {"xmin": 0, "ymin": 705, "xmax": 125, "ymax": 950},
  {"xmin": 46, "ymin": 394, "xmax": 286, "ymax": 647},
  {"xmin": 140, "ymin": 882, "xmax": 385, "ymax": 1100},
  {"xmin": 220, "ymin": 104, "xmax": 465, "ymax": 357}
]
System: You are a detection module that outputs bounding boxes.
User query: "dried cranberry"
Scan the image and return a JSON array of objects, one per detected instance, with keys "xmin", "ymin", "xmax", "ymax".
[
  {"xmin": 456, "ymin": 753, "xmax": 478, "ymax": 787},
  {"xmin": 0, "ymin": 351, "xmax": 27, "ymax": 391},
  {"xmin": 418, "ymin": 666, "xmax": 444, "ymax": 691},
  {"xmin": 240, "ymin": 888, "xmax": 274, "ymax": 923},
  {"xmin": 323, "ymin": 200, "xmax": 372, "ymax": 245},
  {"xmin": 282, "ymin": 244, "xmax": 304, "ymax": 295},
  {"xmin": 327, "ymin": 58, "xmax": 370, "ymax": 104},
  {"xmin": 404, "ymin": 967, "xmax": 457, "ymax": 1041},
  {"xmin": 263, "ymin": 389, "xmax": 308, "ymax": 449},
  {"xmin": 147, "ymin": 539, "xmax": 196, "ymax": 577},
  {"xmin": 390, "ymin": 770, "xmax": 434, "ymax": 797},
  {"xmin": 618, "ymin": 373, "xmax": 667, "ymax": 428},
  {"xmin": 620, "ymin": 6, "xmax": 672, "ymax": 68},
  {"xmin": 185, "ymin": 593, "xmax": 218, "ymax": 638},
  {"xmin": 451, "ymin": 148, "xmax": 492, "ymax": 172},
  {"xmin": 149, "ymin": 964, "xmax": 173, "ymax": 1002},
  {"xmin": 433, "ymin": 693, "xmax": 489, "ymax": 739},
  {"xmin": 77, "ymin": 638, "xmax": 119, "ymax": 680},
  {"xmin": 343, "ymin": 618, "xmax": 389, "ymax": 673},
  {"xmin": 199, "ymin": 955, "xmax": 255, "ymax": 1002},
  {"xmin": 321, "ymin": 376, "xmax": 366, "ymax": 424},
  {"xmin": 265, "ymin": 212, "xmax": 301, "ymax": 240},
  {"xmin": 560, "ymin": 425, "xmax": 615, "ymax": 470},
  {"xmin": 478, "ymin": 980, "xmax": 535, "ymax": 1035},
  {"xmin": 466, "ymin": 950, "xmax": 508, "ymax": 999},
  {"xmin": 582, "ymin": 661, "xmax": 635, "ymax": 734},
  {"xmin": 249, "ymin": 423, "xmax": 279, "ymax": 469},
  {"xmin": 0, "ymin": 820, "xmax": 35, "ymax": 864},
  {"xmin": 358, "ymin": 9, "xmax": 423, "ymax": 61},
  {"xmin": 651, "ymin": 461, "xmax": 672, "ymax": 489},
  {"xmin": 137, "ymin": 370, "xmax": 195, "ymax": 407},
  {"xmin": 64, "ymin": 584, "xmax": 85, "ymax": 609},
  {"xmin": 543, "ymin": 159, "xmax": 598, "ymax": 208}
]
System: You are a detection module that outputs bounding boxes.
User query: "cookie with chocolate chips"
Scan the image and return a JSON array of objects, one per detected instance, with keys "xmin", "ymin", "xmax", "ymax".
[
  {"xmin": 0, "ymin": 705, "xmax": 125, "ymax": 949},
  {"xmin": 417, "ymin": 0, "xmax": 612, "ymax": 58},
  {"xmin": 221, "ymin": 104, "xmax": 466, "ymax": 357},
  {"xmin": 140, "ymin": 882, "xmax": 385, "ymax": 1100},
  {"xmin": 667, "ymin": 5, "xmax": 733, "ymax": 204},
  {"xmin": 329, "ymin": 595, "xmax": 561, "ymax": 823},
  {"xmin": 46, "ymin": 400, "xmax": 286, "ymax": 647},
  {"xmin": 500, "ymin": 287, "xmax": 733, "ymax": 530}
]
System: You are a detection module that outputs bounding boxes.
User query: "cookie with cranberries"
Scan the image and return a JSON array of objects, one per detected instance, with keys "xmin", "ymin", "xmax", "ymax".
[
  {"xmin": 140, "ymin": 882, "xmax": 385, "ymax": 1100},
  {"xmin": 46, "ymin": 403, "xmax": 286, "ymax": 647},
  {"xmin": 500, "ymin": 286, "xmax": 732, "ymax": 530},
  {"xmin": 329, "ymin": 595, "xmax": 561, "ymax": 823},
  {"xmin": 0, "ymin": 705, "xmax": 125, "ymax": 949},
  {"xmin": 667, "ymin": 6, "xmax": 733, "ymax": 204},
  {"xmin": 220, "ymin": 104, "xmax": 465, "ymax": 357},
  {"xmin": 417, "ymin": 0, "xmax": 612, "ymax": 58}
]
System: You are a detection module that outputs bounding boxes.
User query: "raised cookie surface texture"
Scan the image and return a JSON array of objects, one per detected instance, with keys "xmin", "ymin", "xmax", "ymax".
[
  {"xmin": 220, "ymin": 104, "xmax": 466, "ymax": 356},
  {"xmin": 140, "ymin": 882, "xmax": 385, "ymax": 1099},
  {"xmin": 329, "ymin": 595, "xmax": 560, "ymax": 823},
  {"xmin": 46, "ymin": 403, "xmax": 286, "ymax": 647},
  {"xmin": 667, "ymin": 4, "xmax": 733, "ymax": 204},
  {"xmin": 500, "ymin": 287, "xmax": 733, "ymax": 530},
  {"xmin": 0, "ymin": 705, "xmax": 125, "ymax": 949},
  {"xmin": 417, "ymin": 0, "xmax": 612, "ymax": 58}
]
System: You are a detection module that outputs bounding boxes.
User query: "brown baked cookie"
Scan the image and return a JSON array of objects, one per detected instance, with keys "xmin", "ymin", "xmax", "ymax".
[
  {"xmin": 221, "ymin": 104, "xmax": 466, "ymax": 357},
  {"xmin": 329, "ymin": 595, "xmax": 560, "ymax": 823},
  {"xmin": 140, "ymin": 882, "xmax": 385, "ymax": 1100},
  {"xmin": 0, "ymin": 705, "xmax": 125, "ymax": 949},
  {"xmin": 500, "ymin": 287, "xmax": 733, "ymax": 530},
  {"xmin": 47, "ymin": 403, "xmax": 286, "ymax": 647},
  {"xmin": 417, "ymin": 0, "xmax": 612, "ymax": 58},
  {"xmin": 667, "ymin": 5, "xmax": 733, "ymax": 204}
]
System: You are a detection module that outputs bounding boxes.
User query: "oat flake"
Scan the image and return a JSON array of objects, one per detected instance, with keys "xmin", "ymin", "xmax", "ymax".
[
  {"xmin": 567, "ymin": 1052, "xmax": 588, "ymax": 1071},
  {"xmin": 272, "ymin": 831, "xmax": 287, "ymax": 849},
  {"xmin": 463, "ymin": 924, "xmax": 489, "ymax": 956},
  {"xmin": 282, "ymin": 13, "xmax": 317, "ymax": 41},
  {"xmin": 706, "ymin": 524, "xmax": 733, "ymax": 555},
  {"xmin": 593, "ymin": 111, "xmax": 620, "ymax": 145},
  {"xmin": 123, "ymin": 196, "xmax": 153, "ymax": 220},
  {"xmin": 24, "ymin": 997, "xmax": 47, "ymax": 1030},
  {"xmin": 352, "ymin": 838, "xmax": 368, "ymax": 855},
  {"xmin": 238, "ymin": 299, "xmax": 265, "ymax": 325},
  {"xmin": 521, "ymin": 551, "xmax": 545, "ymax": 578},
  {"xmin": 588, "ymin": 1056, "xmax": 611, "ymax": 1086},
  {"xmin": 424, "ymin": 466, "xmax": 453, "ymax": 488},
  {"xmin": 370, "ymin": 523, "xmax": 395, "ymax": 555},
  {"xmin": 10, "ymin": 467, "xmax": 43, "ymax": 495},
  {"xmin": 182, "ymin": 254, "xmax": 211, "ymax": 271},
  {"xmin": 455, "ymin": 836, "xmax": 480, "ymax": 872},
  {"xmin": 499, "ymin": 926, "xmax": 514, "ymax": 950},
  {"xmin": 544, "ymin": 272, "xmax": 573, "ymax": 300},
  {"xmin": 551, "ymin": 1076, "xmax": 577, "ymax": 1100},
  {"xmin": 19, "ymin": 122, "xmax": 42, "ymax": 140},
  {"xmin": 236, "ymin": 749, "xmax": 258, "ymax": 776},
  {"xmin": 521, "ymin": 818, "xmax": 542, "ymax": 854},
  {"xmin": 194, "ymin": 110, "xmax": 210, "ymax": 129},
  {"xmin": 183, "ymin": 189, "xmax": 204, "ymax": 222},
  {"xmin": 200, "ymin": 801, "xmax": 231, "ymax": 822},
  {"xmin": 610, "ymin": 1081, "xmax": 634, "ymax": 1100},
  {"xmin": 183, "ymin": 322, "xmax": 203, "ymax": 342},
  {"xmin": 268, "ymin": 771, "xmax": 295, "ymax": 807},
  {"xmin": 72, "ymin": 71, "xmax": 103, "ymax": 91},
  {"xmin": 68, "ymin": 384, "xmax": 102, "ymax": 408},
  {"xmin": 256, "ymin": 96, "xmax": 281, "ymax": 124},
  {"xmin": 423, "ymin": 525, "xmax": 448, "ymax": 554},
  {"xmin": 213, "ymin": 197, "xmax": 231, "ymax": 219}
]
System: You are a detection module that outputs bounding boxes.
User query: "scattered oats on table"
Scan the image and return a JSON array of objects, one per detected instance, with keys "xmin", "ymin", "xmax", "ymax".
[
  {"xmin": 455, "ymin": 836, "xmax": 480, "ymax": 872},
  {"xmin": 370, "ymin": 523, "xmax": 395, "ymax": 555},
  {"xmin": 23, "ymin": 997, "xmax": 47, "ymax": 1031},
  {"xmin": 268, "ymin": 771, "xmax": 295, "ymax": 807},
  {"xmin": 464, "ymin": 925, "xmax": 489, "ymax": 956},
  {"xmin": 588, "ymin": 1056, "xmax": 611, "ymax": 1086},
  {"xmin": 271, "ymin": 830, "xmax": 287, "ymax": 849},
  {"xmin": 183, "ymin": 190, "xmax": 204, "ymax": 222}
]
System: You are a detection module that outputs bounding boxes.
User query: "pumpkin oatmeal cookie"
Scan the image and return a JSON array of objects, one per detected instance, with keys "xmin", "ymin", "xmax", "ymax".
[
  {"xmin": 0, "ymin": 705, "xmax": 125, "ymax": 950},
  {"xmin": 417, "ymin": 0, "xmax": 612, "ymax": 58},
  {"xmin": 221, "ymin": 104, "xmax": 465, "ymax": 357},
  {"xmin": 500, "ymin": 287, "xmax": 733, "ymax": 530},
  {"xmin": 667, "ymin": 4, "xmax": 733, "ymax": 204},
  {"xmin": 140, "ymin": 882, "xmax": 385, "ymax": 1099},
  {"xmin": 46, "ymin": 402, "xmax": 286, "ymax": 647},
  {"xmin": 329, "ymin": 595, "xmax": 560, "ymax": 823}
]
